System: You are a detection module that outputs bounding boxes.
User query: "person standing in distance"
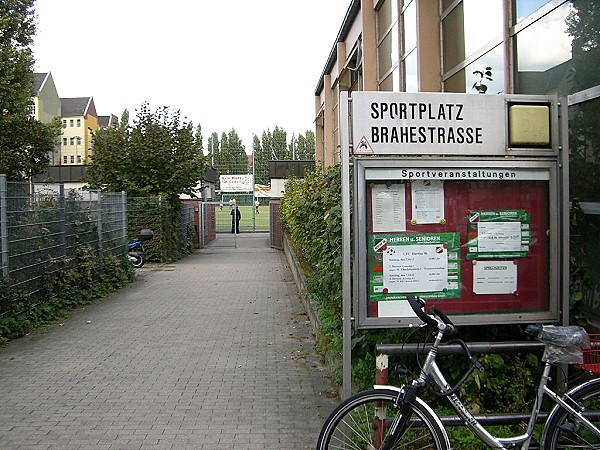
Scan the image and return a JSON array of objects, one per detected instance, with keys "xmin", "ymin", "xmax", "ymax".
[{"xmin": 231, "ymin": 200, "xmax": 241, "ymax": 234}]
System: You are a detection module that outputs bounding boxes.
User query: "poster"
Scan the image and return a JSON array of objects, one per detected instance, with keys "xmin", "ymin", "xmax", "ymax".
[
  {"xmin": 411, "ymin": 180, "xmax": 445, "ymax": 224},
  {"xmin": 467, "ymin": 210, "xmax": 530, "ymax": 259},
  {"xmin": 372, "ymin": 183, "xmax": 406, "ymax": 232},
  {"xmin": 473, "ymin": 260, "xmax": 518, "ymax": 295},
  {"xmin": 369, "ymin": 232, "xmax": 461, "ymax": 301}
]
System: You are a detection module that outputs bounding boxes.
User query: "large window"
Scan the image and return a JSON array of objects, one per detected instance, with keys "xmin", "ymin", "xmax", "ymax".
[
  {"xmin": 442, "ymin": 0, "xmax": 504, "ymax": 93},
  {"xmin": 514, "ymin": 2, "xmax": 573, "ymax": 95},
  {"xmin": 401, "ymin": 1, "xmax": 417, "ymax": 92},
  {"xmin": 377, "ymin": 0, "xmax": 418, "ymax": 92},
  {"xmin": 377, "ymin": 0, "xmax": 399, "ymax": 89}
]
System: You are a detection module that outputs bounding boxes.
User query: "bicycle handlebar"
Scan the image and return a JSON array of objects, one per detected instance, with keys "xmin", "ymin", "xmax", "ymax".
[{"xmin": 406, "ymin": 294, "xmax": 455, "ymax": 332}]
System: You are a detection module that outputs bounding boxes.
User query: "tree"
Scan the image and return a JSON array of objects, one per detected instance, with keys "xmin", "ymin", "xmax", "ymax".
[
  {"xmin": 84, "ymin": 103, "xmax": 207, "ymax": 202},
  {"xmin": 297, "ymin": 130, "xmax": 316, "ymax": 160},
  {"xmin": 0, "ymin": 0, "xmax": 59, "ymax": 180},
  {"xmin": 0, "ymin": 115, "xmax": 60, "ymax": 180},
  {"xmin": 0, "ymin": 0, "xmax": 36, "ymax": 114}
]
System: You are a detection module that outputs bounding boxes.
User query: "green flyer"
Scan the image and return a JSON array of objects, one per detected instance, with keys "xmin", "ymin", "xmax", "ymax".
[
  {"xmin": 466, "ymin": 210, "xmax": 530, "ymax": 259},
  {"xmin": 368, "ymin": 232, "xmax": 461, "ymax": 301}
]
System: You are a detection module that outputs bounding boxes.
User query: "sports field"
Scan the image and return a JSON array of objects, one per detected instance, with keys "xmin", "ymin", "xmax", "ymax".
[{"xmin": 215, "ymin": 204, "xmax": 270, "ymax": 232}]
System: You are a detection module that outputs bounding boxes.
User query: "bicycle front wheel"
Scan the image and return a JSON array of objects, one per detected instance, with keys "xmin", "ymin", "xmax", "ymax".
[
  {"xmin": 542, "ymin": 379, "xmax": 600, "ymax": 449},
  {"xmin": 317, "ymin": 388, "xmax": 448, "ymax": 450}
]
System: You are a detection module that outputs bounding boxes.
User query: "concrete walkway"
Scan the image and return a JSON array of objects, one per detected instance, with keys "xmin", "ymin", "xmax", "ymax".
[{"xmin": 0, "ymin": 233, "xmax": 337, "ymax": 449}]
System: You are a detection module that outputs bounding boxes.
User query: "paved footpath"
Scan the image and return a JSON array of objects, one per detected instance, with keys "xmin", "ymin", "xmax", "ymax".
[{"xmin": 0, "ymin": 233, "xmax": 338, "ymax": 450}]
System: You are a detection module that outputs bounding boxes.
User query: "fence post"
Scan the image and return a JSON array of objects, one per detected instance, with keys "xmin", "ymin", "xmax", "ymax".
[
  {"xmin": 59, "ymin": 184, "xmax": 66, "ymax": 259},
  {"xmin": 0, "ymin": 175, "xmax": 8, "ymax": 279},
  {"xmin": 96, "ymin": 190, "xmax": 103, "ymax": 260},
  {"xmin": 121, "ymin": 191, "xmax": 127, "ymax": 249}
]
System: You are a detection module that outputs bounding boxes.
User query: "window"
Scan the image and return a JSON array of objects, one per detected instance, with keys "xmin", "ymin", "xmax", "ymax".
[
  {"xmin": 401, "ymin": 0, "xmax": 417, "ymax": 92},
  {"xmin": 445, "ymin": 43, "xmax": 505, "ymax": 93},
  {"xmin": 77, "ymin": 155, "xmax": 82, "ymax": 164},
  {"xmin": 377, "ymin": 0, "xmax": 399, "ymax": 89},
  {"xmin": 442, "ymin": 0, "xmax": 504, "ymax": 93},
  {"xmin": 62, "ymin": 120, "xmax": 67, "ymax": 128},
  {"xmin": 70, "ymin": 137, "xmax": 75, "ymax": 145},
  {"xmin": 62, "ymin": 137, "xmax": 67, "ymax": 146},
  {"xmin": 514, "ymin": 2, "xmax": 573, "ymax": 95},
  {"xmin": 69, "ymin": 119, "xmax": 74, "ymax": 127},
  {"xmin": 442, "ymin": 0, "xmax": 503, "ymax": 73},
  {"xmin": 516, "ymin": 0, "xmax": 549, "ymax": 22},
  {"xmin": 70, "ymin": 156, "xmax": 74, "ymax": 164},
  {"xmin": 77, "ymin": 119, "xmax": 81, "ymax": 127},
  {"xmin": 76, "ymin": 136, "xmax": 82, "ymax": 145},
  {"xmin": 63, "ymin": 155, "xmax": 67, "ymax": 164}
]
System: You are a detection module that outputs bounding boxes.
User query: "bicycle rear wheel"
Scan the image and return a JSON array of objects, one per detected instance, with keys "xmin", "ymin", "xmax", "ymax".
[
  {"xmin": 317, "ymin": 388, "xmax": 448, "ymax": 450},
  {"xmin": 542, "ymin": 379, "xmax": 600, "ymax": 449}
]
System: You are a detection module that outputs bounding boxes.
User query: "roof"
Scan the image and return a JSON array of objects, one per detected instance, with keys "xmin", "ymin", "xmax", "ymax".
[
  {"xmin": 33, "ymin": 72, "xmax": 50, "ymax": 95},
  {"xmin": 61, "ymin": 97, "xmax": 94, "ymax": 117},
  {"xmin": 98, "ymin": 114, "xmax": 119, "ymax": 127}
]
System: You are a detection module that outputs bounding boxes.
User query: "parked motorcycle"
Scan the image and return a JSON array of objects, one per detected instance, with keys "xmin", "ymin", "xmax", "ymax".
[{"xmin": 127, "ymin": 229, "xmax": 153, "ymax": 268}]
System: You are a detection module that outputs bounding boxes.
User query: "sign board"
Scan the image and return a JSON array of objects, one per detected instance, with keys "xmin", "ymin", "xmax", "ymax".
[
  {"xmin": 220, "ymin": 174, "xmax": 253, "ymax": 192},
  {"xmin": 353, "ymin": 158, "xmax": 562, "ymax": 328},
  {"xmin": 352, "ymin": 92, "xmax": 556, "ymax": 156}
]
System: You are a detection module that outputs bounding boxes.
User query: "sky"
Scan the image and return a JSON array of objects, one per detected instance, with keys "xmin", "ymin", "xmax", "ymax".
[{"xmin": 32, "ymin": 1, "xmax": 351, "ymax": 153}]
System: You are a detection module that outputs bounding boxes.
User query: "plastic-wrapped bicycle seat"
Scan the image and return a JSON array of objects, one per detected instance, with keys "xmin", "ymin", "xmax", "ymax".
[
  {"xmin": 534, "ymin": 325, "xmax": 590, "ymax": 347},
  {"xmin": 527, "ymin": 325, "xmax": 590, "ymax": 365}
]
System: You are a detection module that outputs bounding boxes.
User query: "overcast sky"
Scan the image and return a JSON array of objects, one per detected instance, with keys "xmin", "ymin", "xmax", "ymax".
[{"xmin": 32, "ymin": 1, "xmax": 350, "ymax": 152}]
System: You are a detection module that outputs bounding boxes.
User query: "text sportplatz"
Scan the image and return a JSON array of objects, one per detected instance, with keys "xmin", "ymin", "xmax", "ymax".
[{"xmin": 369, "ymin": 101, "xmax": 483, "ymax": 145}]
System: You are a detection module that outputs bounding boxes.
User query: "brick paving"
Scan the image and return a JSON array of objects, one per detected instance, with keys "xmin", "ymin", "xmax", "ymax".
[{"xmin": 0, "ymin": 233, "xmax": 337, "ymax": 449}]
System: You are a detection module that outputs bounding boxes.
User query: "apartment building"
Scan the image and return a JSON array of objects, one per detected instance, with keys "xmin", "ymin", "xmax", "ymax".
[
  {"xmin": 315, "ymin": 0, "xmax": 599, "ymax": 172},
  {"xmin": 59, "ymin": 97, "xmax": 99, "ymax": 166}
]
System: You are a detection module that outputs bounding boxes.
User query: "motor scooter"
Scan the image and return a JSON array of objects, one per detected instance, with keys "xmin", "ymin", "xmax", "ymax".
[{"xmin": 127, "ymin": 229, "xmax": 153, "ymax": 268}]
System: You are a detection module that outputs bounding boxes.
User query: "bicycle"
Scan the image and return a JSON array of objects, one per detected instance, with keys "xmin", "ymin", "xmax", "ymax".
[{"xmin": 317, "ymin": 294, "xmax": 600, "ymax": 449}]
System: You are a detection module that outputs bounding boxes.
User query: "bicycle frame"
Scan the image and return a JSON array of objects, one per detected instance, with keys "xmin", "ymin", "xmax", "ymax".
[{"xmin": 376, "ymin": 327, "xmax": 600, "ymax": 450}]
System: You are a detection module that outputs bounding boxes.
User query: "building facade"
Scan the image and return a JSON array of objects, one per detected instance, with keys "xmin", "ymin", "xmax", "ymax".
[
  {"xmin": 315, "ymin": 0, "xmax": 599, "ymax": 174},
  {"xmin": 59, "ymin": 97, "xmax": 99, "ymax": 165},
  {"xmin": 32, "ymin": 72, "xmax": 62, "ymax": 164}
]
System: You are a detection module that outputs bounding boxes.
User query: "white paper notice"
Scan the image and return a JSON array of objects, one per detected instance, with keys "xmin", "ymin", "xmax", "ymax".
[
  {"xmin": 372, "ymin": 184, "xmax": 406, "ymax": 232},
  {"xmin": 411, "ymin": 180, "xmax": 445, "ymax": 224},
  {"xmin": 473, "ymin": 260, "xmax": 518, "ymax": 294},
  {"xmin": 477, "ymin": 222, "xmax": 522, "ymax": 252},
  {"xmin": 383, "ymin": 244, "xmax": 448, "ymax": 293}
]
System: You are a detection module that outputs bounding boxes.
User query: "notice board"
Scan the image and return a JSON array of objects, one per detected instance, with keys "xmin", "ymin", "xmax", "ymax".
[{"xmin": 354, "ymin": 158, "xmax": 561, "ymax": 328}]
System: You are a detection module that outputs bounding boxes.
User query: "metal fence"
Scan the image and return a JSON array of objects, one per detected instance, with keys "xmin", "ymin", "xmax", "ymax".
[
  {"xmin": 0, "ymin": 177, "xmax": 127, "ymax": 316},
  {"xmin": 0, "ymin": 177, "xmax": 198, "ymax": 317}
]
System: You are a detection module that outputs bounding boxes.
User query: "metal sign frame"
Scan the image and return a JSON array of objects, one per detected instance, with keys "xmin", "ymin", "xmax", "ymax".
[{"xmin": 340, "ymin": 91, "xmax": 569, "ymax": 397}]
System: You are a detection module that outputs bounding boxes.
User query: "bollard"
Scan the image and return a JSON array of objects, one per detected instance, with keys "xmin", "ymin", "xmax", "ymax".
[{"xmin": 376, "ymin": 353, "xmax": 389, "ymax": 385}]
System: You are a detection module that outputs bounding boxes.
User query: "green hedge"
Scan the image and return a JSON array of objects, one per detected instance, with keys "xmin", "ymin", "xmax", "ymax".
[{"xmin": 0, "ymin": 246, "xmax": 134, "ymax": 346}]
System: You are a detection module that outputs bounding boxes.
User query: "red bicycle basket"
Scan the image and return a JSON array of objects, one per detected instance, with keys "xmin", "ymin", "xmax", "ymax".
[{"xmin": 578, "ymin": 334, "xmax": 600, "ymax": 374}]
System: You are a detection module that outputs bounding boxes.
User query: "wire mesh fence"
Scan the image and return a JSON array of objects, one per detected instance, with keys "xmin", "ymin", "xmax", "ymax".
[{"xmin": 0, "ymin": 176, "xmax": 197, "ymax": 317}]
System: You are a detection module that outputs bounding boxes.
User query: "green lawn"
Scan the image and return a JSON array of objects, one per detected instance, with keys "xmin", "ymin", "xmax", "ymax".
[{"xmin": 215, "ymin": 204, "xmax": 270, "ymax": 232}]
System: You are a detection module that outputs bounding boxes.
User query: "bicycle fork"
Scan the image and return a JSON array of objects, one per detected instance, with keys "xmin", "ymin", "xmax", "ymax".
[{"xmin": 378, "ymin": 383, "xmax": 422, "ymax": 450}]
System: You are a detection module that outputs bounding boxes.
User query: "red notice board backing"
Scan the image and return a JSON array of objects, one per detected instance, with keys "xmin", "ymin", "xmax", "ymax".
[{"xmin": 354, "ymin": 159, "xmax": 562, "ymax": 328}]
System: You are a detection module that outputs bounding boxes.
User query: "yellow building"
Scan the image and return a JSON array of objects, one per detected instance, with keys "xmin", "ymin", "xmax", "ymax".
[
  {"xmin": 315, "ymin": 0, "xmax": 599, "ymax": 169},
  {"xmin": 60, "ymin": 97, "xmax": 99, "ymax": 165}
]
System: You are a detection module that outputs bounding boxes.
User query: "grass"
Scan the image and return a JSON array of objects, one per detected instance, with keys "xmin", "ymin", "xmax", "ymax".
[{"xmin": 215, "ymin": 204, "xmax": 271, "ymax": 232}]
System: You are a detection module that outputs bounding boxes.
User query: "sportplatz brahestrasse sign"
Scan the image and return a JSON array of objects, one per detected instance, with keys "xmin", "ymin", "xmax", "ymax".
[{"xmin": 352, "ymin": 91, "xmax": 506, "ymax": 155}]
